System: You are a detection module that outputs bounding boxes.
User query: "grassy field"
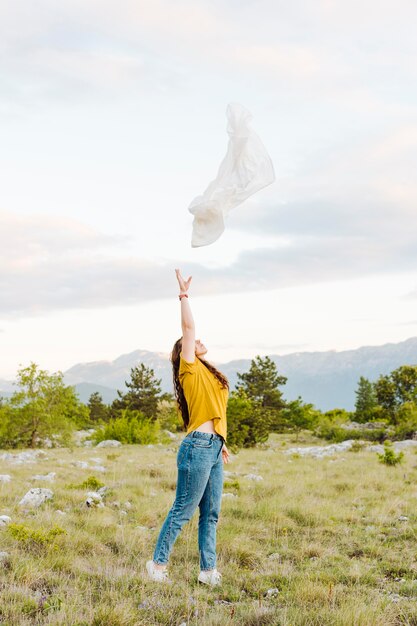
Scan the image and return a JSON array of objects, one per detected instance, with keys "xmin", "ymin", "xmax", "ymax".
[{"xmin": 1, "ymin": 433, "xmax": 417, "ymax": 626}]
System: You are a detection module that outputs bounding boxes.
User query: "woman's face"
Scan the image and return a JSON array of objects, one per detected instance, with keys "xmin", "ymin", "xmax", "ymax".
[{"xmin": 195, "ymin": 339, "xmax": 208, "ymax": 357}]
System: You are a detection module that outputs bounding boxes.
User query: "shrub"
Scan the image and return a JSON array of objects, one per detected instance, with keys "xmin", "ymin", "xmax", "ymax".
[
  {"xmin": 377, "ymin": 441, "xmax": 404, "ymax": 466},
  {"xmin": 314, "ymin": 409, "xmax": 352, "ymax": 441},
  {"xmin": 349, "ymin": 441, "xmax": 366, "ymax": 453},
  {"xmin": 8, "ymin": 523, "xmax": 66, "ymax": 547},
  {"xmin": 393, "ymin": 402, "xmax": 417, "ymax": 440},
  {"xmin": 91, "ymin": 409, "xmax": 160, "ymax": 445},
  {"xmin": 156, "ymin": 400, "xmax": 182, "ymax": 433},
  {"xmin": 226, "ymin": 393, "xmax": 271, "ymax": 448},
  {"xmin": 67, "ymin": 476, "xmax": 105, "ymax": 490}
]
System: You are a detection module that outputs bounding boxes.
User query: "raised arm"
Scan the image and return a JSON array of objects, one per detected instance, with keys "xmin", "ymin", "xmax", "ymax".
[{"xmin": 175, "ymin": 269, "xmax": 195, "ymax": 362}]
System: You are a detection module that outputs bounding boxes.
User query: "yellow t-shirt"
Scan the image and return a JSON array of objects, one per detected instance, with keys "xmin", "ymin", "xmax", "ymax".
[{"xmin": 179, "ymin": 352, "xmax": 228, "ymax": 441}]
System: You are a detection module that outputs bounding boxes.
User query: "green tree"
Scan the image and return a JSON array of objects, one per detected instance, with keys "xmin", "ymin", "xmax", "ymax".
[
  {"xmin": 113, "ymin": 363, "xmax": 162, "ymax": 419},
  {"xmin": 87, "ymin": 392, "xmax": 110, "ymax": 424},
  {"xmin": 235, "ymin": 355, "xmax": 287, "ymax": 433},
  {"xmin": 4, "ymin": 363, "xmax": 87, "ymax": 448},
  {"xmin": 282, "ymin": 397, "xmax": 320, "ymax": 440},
  {"xmin": 391, "ymin": 365, "xmax": 417, "ymax": 404},
  {"xmin": 375, "ymin": 365, "xmax": 417, "ymax": 424},
  {"xmin": 354, "ymin": 376, "xmax": 379, "ymax": 423},
  {"xmin": 226, "ymin": 392, "xmax": 272, "ymax": 448},
  {"xmin": 374, "ymin": 375, "xmax": 397, "ymax": 422}
]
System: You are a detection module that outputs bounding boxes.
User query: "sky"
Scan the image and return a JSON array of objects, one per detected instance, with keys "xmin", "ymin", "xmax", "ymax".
[{"xmin": 1, "ymin": 0, "xmax": 417, "ymax": 379}]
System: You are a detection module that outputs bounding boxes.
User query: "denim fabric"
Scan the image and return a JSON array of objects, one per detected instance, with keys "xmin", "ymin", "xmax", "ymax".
[{"xmin": 153, "ymin": 431, "xmax": 224, "ymax": 570}]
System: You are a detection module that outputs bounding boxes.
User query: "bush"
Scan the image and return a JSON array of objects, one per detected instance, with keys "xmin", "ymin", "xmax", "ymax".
[
  {"xmin": 226, "ymin": 393, "xmax": 272, "ymax": 448},
  {"xmin": 156, "ymin": 400, "xmax": 182, "ymax": 433},
  {"xmin": 8, "ymin": 523, "xmax": 66, "ymax": 547},
  {"xmin": 91, "ymin": 409, "xmax": 160, "ymax": 445},
  {"xmin": 314, "ymin": 409, "xmax": 352, "ymax": 442},
  {"xmin": 377, "ymin": 441, "xmax": 404, "ymax": 466},
  {"xmin": 67, "ymin": 476, "xmax": 105, "ymax": 490},
  {"xmin": 315, "ymin": 410, "xmax": 389, "ymax": 443}
]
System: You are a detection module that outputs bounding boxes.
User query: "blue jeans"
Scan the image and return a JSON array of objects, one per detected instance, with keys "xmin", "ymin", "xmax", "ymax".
[{"xmin": 153, "ymin": 431, "xmax": 224, "ymax": 570}]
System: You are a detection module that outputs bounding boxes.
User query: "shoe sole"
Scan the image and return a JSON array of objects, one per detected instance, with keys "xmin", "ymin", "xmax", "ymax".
[
  {"xmin": 198, "ymin": 577, "xmax": 221, "ymax": 586},
  {"xmin": 146, "ymin": 560, "xmax": 172, "ymax": 583}
]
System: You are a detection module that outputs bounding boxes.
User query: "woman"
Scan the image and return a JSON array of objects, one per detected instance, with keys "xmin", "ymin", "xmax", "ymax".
[{"xmin": 146, "ymin": 269, "xmax": 230, "ymax": 586}]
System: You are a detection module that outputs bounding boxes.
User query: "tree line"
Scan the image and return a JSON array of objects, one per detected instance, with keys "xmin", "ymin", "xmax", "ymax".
[{"xmin": 1, "ymin": 358, "xmax": 417, "ymax": 449}]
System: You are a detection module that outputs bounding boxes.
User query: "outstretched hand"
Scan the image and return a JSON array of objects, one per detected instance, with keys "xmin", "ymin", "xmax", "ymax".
[{"xmin": 175, "ymin": 268, "xmax": 192, "ymax": 293}]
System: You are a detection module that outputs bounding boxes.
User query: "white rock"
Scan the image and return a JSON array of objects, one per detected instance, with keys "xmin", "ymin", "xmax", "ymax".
[
  {"xmin": 284, "ymin": 440, "xmax": 356, "ymax": 458},
  {"xmin": 55, "ymin": 510, "xmax": 67, "ymax": 516},
  {"xmin": 244, "ymin": 473, "xmax": 263, "ymax": 481},
  {"xmin": 19, "ymin": 488, "xmax": 53, "ymax": 508},
  {"xmin": 224, "ymin": 470, "xmax": 238, "ymax": 478},
  {"xmin": 0, "ymin": 475, "xmax": 11, "ymax": 483},
  {"xmin": 85, "ymin": 491, "xmax": 104, "ymax": 507},
  {"xmin": 31, "ymin": 471, "xmax": 56, "ymax": 482},
  {"xmin": 398, "ymin": 515, "xmax": 408, "ymax": 522},
  {"xmin": 0, "ymin": 515, "xmax": 12, "ymax": 526},
  {"xmin": 393, "ymin": 440, "xmax": 417, "ymax": 450},
  {"xmin": 73, "ymin": 429, "xmax": 96, "ymax": 446},
  {"xmin": 96, "ymin": 440, "xmax": 122, "ymax": 448},
  {"xmin": 265, "ymin": 588, "xmax": 279, "ymax": 597},
  {"xmin": 222, "ymin": 492, "xmax": 237, "ymax": 499},
  {"xmin": 124, "ymin": 501, "xmax": 132, "ymax": 510},
  {"xmin": 91, "ymin": 465, "xmax": 107, "ymax": 472},
  {"xmin": 387, "ymin": 592, "xmax": 402, "ymax": 603},
  {"xmin": 71, "ymin": 461, "xmax": 90, "ymax": 469},
  {"xmin": 0, "ymin": 551, "xmax": 10, "ymax": 560},
  {"xmin": 89, "ymin": 457, "xmax": 104, "ymax": 463},
  {"xmin": 87, "ymin": 491, "xmax": 103, "ymax": 500},
  {"xmin": 0, "ymin": 450, "xmax": 48, "ymax": 465},
  {"xmin": 164, "ymin": 430, "xmax": 177, "ymax": 440}
]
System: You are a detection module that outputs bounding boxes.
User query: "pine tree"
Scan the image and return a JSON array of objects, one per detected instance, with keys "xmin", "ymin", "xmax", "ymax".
[
  {"xmin": 236, "ymin": 355, "xmax": 287, "ymax": 410},
  {"xmin": 87, "ymin": 392, "xmax": 109, "ymax": 424},
  {"xmin": 235, "ymin": 355, "xmax": 287, "ymax": 432},
  {"xmin": 354, "ymin": 376, "xmax": 378, "ymax": 423},
  {"xmin": 113, "ymin": 363, "xmax": 162, "ymax": 419}
]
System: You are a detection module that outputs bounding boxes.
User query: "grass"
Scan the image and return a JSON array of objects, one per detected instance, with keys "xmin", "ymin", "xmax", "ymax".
[{"xmin": 1, "ymin": 433, "xmax": 417, "ymax": 625}]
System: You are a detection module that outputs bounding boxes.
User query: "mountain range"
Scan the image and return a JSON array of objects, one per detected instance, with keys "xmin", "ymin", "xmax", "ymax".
[{"xmin": 1, "ymin": 337, "xmax": 417, "ymax": 411}]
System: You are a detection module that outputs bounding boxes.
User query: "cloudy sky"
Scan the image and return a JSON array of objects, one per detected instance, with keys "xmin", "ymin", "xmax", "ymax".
[{"xmin": 1, "ymin": 0, "xmax": 417, "ymax": 379}]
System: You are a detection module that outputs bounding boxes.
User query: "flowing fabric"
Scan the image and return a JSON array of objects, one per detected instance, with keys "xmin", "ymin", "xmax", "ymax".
[{"xmin": 188, "ymin": 103, "xmax": 275, "ymax": 247}]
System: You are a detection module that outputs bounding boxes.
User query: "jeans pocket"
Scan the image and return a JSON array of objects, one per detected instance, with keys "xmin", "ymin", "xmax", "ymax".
[{"xmin": 192, "ymin": 439, "xmax": 213, "ymax": 449}]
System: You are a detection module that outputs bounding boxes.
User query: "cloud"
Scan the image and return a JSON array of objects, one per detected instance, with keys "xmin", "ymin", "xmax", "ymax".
[
  {"xmin": 403, "ymin": 290, "xmax": 417, "ymax": 301},
  {"xmin": 1, "ymin": 164, "xmax": 417, "ymax": 319},
  {"xmin": 0, "ymin": 210, "xmax": 407, "ymax": 318},
  {"xmin": 225, "ymin": 125, "xmax": 417, "ymax": 273},
  {"xmin": 1, "ymin": 0, "xmax": 416, "ymax": 113}
]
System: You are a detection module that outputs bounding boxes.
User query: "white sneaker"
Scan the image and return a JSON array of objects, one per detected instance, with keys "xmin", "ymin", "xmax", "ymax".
[
  {"xmin": 198, "ymin": 568, "xmax": 222, "ymax": 586},
  {"xmin": 146, "ymin": 560, "xmax": 172, "ymax": 583}
]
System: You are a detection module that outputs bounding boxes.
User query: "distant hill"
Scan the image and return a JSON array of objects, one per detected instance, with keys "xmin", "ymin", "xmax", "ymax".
[
  {"xmin": 59, "ymin": 337, "xmax": 417, "ymax": 411},
  {"xmin": 0, "ymin": 379, "xmax": 14, "ymax": 399}
]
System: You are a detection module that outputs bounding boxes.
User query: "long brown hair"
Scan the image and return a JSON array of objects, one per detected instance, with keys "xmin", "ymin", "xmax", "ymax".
[{"xmin": 171, "ymin": 337, "xmax": 229, "ymax": 429}]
